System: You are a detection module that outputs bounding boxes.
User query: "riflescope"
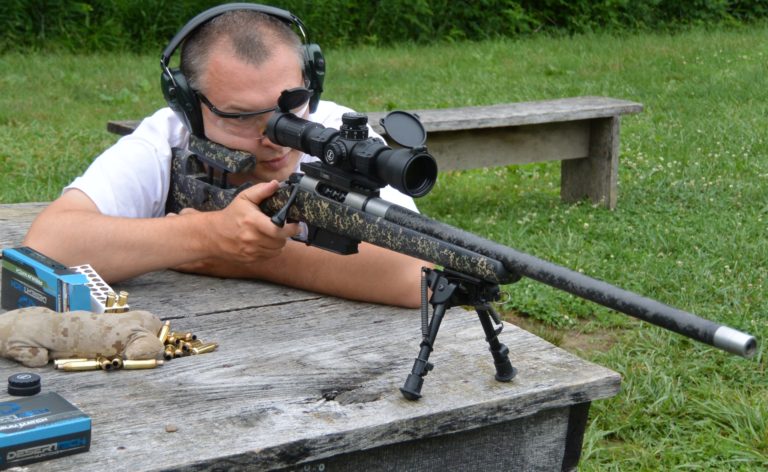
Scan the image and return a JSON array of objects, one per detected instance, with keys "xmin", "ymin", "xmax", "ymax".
[{"xmin": 266, "ymin": 111, "xmax": 437, "ymax": 197}]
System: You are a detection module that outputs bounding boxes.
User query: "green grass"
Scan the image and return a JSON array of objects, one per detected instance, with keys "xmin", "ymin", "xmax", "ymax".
[{"xmin": 1, "ymin": 24, "xmax": 767, "ymax": 470}]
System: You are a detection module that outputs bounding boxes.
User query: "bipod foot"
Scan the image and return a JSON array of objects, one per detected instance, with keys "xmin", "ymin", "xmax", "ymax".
[
  {"xmin": 400, "ymin": 269, "xmax": 453, "ymax": 401},
  {"xmin": 400, "ymin": 358, "xmax": 433, "ymax": 400},
  {"xmin": 400, "ymin": 268, "xmax": 518, "ymax": 400},
  {"xmin": 477, "ymin": 304, "xmax": 517, "ymax": 383}
]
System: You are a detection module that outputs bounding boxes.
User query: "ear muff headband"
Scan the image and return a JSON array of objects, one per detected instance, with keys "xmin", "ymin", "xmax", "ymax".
[{"xmin": 160, "ymin": 3, "xmax": 325, "ymax": 136}]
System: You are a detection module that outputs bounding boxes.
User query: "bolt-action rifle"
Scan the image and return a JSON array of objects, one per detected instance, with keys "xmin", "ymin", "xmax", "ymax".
[{"xmin": 166, "ymin": 93, "xmax": 757, "ymax": 400}]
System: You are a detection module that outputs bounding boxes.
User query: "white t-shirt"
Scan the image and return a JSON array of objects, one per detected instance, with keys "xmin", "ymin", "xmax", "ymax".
[{"xmin": 66, "ymin": 100, "xmax": 418, "ymax": 217}]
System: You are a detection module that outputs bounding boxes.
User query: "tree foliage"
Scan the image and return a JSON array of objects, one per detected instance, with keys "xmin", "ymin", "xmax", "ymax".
[{"xmin": 1, "ymin": 0, "xmax": 766, "ymax": 52}]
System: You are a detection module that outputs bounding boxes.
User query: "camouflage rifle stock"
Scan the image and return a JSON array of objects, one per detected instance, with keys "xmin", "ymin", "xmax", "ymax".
[{"xmin": 166, "ymin": 107, "xmax": 757, "ymax": 400}]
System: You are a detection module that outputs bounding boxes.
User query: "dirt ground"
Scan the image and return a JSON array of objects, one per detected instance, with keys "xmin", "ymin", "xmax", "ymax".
[{"xmin": 502, "ymin": 313, "xmax": 624, "ymax": 357}]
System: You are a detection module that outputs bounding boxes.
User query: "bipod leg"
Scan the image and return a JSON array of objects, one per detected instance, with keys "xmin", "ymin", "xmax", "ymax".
[
  {"xmin": 400, "ymin": 270, "xmax": 456, "ymax": 401},
  {"xmin": 476, "ymin": 304, "xmax": 517, "ymax": 382}
]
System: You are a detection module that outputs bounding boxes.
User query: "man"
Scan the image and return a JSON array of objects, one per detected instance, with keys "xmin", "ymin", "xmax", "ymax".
[{"xmin": 23, "ymin": 7, "xmax": 426, "ymax": 308}]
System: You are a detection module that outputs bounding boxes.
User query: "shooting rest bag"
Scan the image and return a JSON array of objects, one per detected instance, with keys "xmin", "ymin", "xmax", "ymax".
[{"xmin": 0, "ymin": 307, "xmax": 164, "ymax": 367}]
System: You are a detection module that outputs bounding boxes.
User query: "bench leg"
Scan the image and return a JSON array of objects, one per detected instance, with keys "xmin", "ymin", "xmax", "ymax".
[{"xmin": 560, "ymin": 117, "xmax": 620, "ymax": 209}]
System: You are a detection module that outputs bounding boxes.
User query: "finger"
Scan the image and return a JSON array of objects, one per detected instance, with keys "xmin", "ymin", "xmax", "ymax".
[
  {"xmin": 236, "ymin": 180, "xmax": 280, "ymax": 205},
  {"xmin": 253, "ymin": 218, "xmax": 301, "ymax": 241},
  {"xmin": 285, "ymin": 222, "xmax": 302, "ymax": 238},
  {"xmin": 179, "ymin": 207, "xmax": 200, "ymax": 215}
]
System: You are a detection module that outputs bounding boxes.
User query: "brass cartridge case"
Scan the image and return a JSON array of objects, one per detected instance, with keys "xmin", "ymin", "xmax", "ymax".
[
  {"xmin": 111, "ymin": 356, "xmax": 124, "ymax": 369},
  {"xmin": 166, "ymin": 335, "xmax": 180, "ymax": 346},
  {"xmin": 163, "ymin": 345, "xmax": 175, "ymax": 360},
  {"xmin": 117, "ymin": 290, "xmax": 129, "ymax": 306},
  {"xmin": 97, "ymin": 356, "xmax": 114, "ymax": 371},
  {"xmin": 56, "ymin": 360, "xmax": 101, "ymax": 371},
  {"xmin": 170, "ymin": 332, "xmax": 196, "ymax": 342},
  {"xmin": 105, "ymin": 291, "xmax": 116, "ymax": 308},
  {"xmin": 53, "ymin": 358, "xmax": 89, "ymax": 367},
  {"xmin": 191, "ymin": 343, "xmax": 218, "ymax": 355},
  {"xmin": 158, "ymin": 321, "xmax": 171, "ymax": 344},
  {"xmin": 123, "ymin": 359, "xmax": 164, "ymax": 369}
]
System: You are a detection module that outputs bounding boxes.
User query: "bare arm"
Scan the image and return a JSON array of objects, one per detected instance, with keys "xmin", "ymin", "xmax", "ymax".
[
  {"xmin": 23, "ymin": 182, "xmax": 300, "ymax": 282},
  {"xmin": 174, "ymin": 241, "xmax": 427, "ymax": 308},
  {"xmin": 24, "ymin": 182, "xmax": 427, "ymax": 308}
]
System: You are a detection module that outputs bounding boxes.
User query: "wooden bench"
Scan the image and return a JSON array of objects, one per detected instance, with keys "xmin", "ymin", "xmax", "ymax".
[
  {"xmin": 108, "ymin": 96, "xmax": 642, "ymax": 209},
  {"xmin": 0, "ymin": 202, "xmax": 621, "ymax": 471}
]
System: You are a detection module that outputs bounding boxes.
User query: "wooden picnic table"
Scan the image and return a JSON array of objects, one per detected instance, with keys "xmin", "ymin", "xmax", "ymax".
[{"xmin": 0, "ymin": 203, "xmax": 621, "ymax": 471}]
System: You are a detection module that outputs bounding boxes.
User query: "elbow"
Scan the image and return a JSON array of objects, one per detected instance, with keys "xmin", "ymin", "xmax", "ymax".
[
  {"xmin": 22, "ymin": 227, "xmax": 50, "ymax": 254},
  {"xmin": 22, "ymin": 217, "xmax": 75, "ymax": 266}
]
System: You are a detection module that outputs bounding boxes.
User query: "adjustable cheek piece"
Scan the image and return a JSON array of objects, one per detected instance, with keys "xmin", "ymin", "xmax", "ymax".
[{"xmin": 165, "ymin": 135, "xmax": 256, "ymax": 214}]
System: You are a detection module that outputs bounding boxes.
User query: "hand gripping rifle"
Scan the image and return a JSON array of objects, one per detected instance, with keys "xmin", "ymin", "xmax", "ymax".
[{"xmin": 167, "ymin": 102, "xmax": 757, "ymax": 400}]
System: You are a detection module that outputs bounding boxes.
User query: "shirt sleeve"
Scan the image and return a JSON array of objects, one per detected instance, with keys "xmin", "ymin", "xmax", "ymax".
[{"xmin": 65, "ymin": 108, "xmax": 187, "ymax": 218}]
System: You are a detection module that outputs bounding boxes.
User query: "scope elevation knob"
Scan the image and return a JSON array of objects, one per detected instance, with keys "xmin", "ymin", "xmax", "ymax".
[{"xmin": 340, "ymin": 112, "xmax": 368, "ymax": 141}]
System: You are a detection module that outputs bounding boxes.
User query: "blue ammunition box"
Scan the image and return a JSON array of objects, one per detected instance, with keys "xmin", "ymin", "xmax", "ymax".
[
  {"xmin": 0, "ymin": 392, "xmax": 91, "ymax": 469},
  {"xmin": 1, "ymin": 247, "xmax": 90, "ymax": 312}
]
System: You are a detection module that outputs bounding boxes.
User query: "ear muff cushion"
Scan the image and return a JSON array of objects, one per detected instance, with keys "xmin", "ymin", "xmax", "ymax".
[
  {"xmin": 161, "ymin": 68, "xmax": 204, "ymax": 136},
  {"xmin": 303, "ymin": 43, "xmax": 325, "ymax": 113}
]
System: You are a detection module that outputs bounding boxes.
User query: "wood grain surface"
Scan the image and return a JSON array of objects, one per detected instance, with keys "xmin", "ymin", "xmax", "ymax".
[
  {"xmin": 107, "ymin": 96, "xmax": 643, "ymax": 136},
  {"xmin": 0, "ymin": 203, "xmax": 621, "ymax": 471}
]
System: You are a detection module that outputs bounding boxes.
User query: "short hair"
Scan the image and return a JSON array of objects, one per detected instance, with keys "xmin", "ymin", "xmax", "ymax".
[{"xmin": 180, "ymin": 10, "xmax": 303, "ymax": 91}]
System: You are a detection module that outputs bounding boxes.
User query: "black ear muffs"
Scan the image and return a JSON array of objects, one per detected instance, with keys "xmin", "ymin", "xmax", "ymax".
[
  {"xmin": 304, "ymin": 43, "xmax": 325, "ymax": 113},
  {"xmin": 161, "ymin": 67, "xmax": 204, "ymax": 136},
  {"xmin": 160, "ymin": 3, "xmax": 325, "ymax": 138}
]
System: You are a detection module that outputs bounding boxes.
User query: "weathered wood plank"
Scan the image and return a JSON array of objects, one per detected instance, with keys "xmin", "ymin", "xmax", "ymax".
[
  {"xmin": 561, "ymin": 116, "xmax": 621, "ymax": 208},
  {"xmin": 0, "ymin": 202, "xmax": 622, "ymax": 471},
  {"xmin": 0, "ymin": 201, "xmax": 45, "ymax": 250},
  {"xmin": 0, "ymin": 277, "xmax": 621, "ymax": 471},
  {"xmin": 106, "ymin": 97, "xmax": 642, "ymax": 137},
  {"xmin": 425, "ymin": 120, "xmax": 590, "ymax": 170},
  {"xmin": 368, "ymin": 96, "xmax": 642, "ymax": 132},
  {"xmin": 288, "ymin": 407, "xmax": 579, "ymax": 472},
  {"xmin": 104, "ymin": 96, "xmax": 641, "ymax": 210}
]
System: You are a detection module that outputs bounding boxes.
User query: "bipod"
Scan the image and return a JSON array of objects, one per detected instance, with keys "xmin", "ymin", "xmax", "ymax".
[{"xmin": 400, "ymin": 268, "xmax": 517, "ymax": 400}]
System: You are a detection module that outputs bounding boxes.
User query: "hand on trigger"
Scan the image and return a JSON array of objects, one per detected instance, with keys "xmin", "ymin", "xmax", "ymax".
[{"xmin": 207, "ymin": 180, "xmax": 300, "ymax": 263}]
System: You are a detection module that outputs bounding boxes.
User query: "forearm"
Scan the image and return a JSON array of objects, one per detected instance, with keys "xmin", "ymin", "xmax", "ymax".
[
  {"xmin": 23, "ymin": 201, "xmax": 214, "ymax": 283},
  {"xmin": 182, "ymin": 241, "xmax": 429, "ymax": 308},
  {"xmin": 24, "ymin": 186, "xmax": 425, "ymax": 307}
]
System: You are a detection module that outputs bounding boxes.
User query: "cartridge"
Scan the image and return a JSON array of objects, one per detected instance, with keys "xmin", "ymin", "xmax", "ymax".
[{"xmin": 68, "ymin": 264, "xmax": 129, "ymax": 313}]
